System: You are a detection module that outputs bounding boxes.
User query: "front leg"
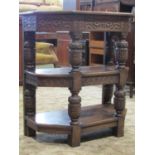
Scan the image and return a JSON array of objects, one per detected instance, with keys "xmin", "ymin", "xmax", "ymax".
[
  {"xmin": 68, "ymin": 31, "xmax": 83, "ymax": 147},
  {"xmin": 23, "ymin": 31, "xmax": 36, "ymax": 137},
  {"xmin": 113, "ymin": 32, "xmax": 129, "ymax": 137}
]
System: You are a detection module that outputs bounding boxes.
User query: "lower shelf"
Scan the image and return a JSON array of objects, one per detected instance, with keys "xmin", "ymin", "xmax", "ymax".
[{"xmin": 26, "ymin": 104, "xmax": 118, "ymax": 135}]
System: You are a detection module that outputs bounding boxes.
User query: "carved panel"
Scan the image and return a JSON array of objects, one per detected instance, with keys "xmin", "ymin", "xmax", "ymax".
[
  {"xmin": 37, "ymin": 77, "xmax": 71, "ymax": 87},
  {"xmin": 84, "ymin": 15, "xmax": 129, "ymax": 32},
  {"xmin": 82, "ymin": 75, "xmax": 119, "ymax": 86},
  {"xmin": 22, "ymin": 15, "xmax": 37, "ymax": 31},
  {"xmin": 36, "ymin": 13, "xmax": 130, "ymax": 32},
  {"xmin": 22, "ymin": 12, "xmax": 131, "ymax": 33},
  {"xmin": 86, "ymin": 21, "xmax": 126, "ymax": 32},
  {"xmin": 37, "ymin": 14, "xmax": 74, "ymax": 32}
]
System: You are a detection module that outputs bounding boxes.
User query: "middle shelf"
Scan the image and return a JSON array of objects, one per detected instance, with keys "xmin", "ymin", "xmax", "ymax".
[{"xmin": 25, "ymin": 65, "xmax": 119, "ymax": 87}]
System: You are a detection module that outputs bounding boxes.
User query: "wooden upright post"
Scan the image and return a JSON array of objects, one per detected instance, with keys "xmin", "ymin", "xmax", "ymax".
[
  {"xmin": 23, "ymin": 31, "xmax": 36, "ymax": 137},
  {"xmin": 68, "ymin": 31, "xmax": 83, "ymax": 147},
  {"xmin": 114, "ymin": 32, "xmax": 128, "ymax": 137}
]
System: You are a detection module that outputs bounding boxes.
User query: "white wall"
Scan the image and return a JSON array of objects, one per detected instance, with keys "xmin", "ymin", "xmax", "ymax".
[{"xmin": 63, "ymin": 0, "xmax": 76, "ymax": 11}]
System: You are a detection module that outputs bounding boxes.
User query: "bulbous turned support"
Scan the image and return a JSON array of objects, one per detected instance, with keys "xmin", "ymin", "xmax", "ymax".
[
  {"xmin": 68, "ymin": 72, "xmax": 81, "ymax": 147},
  {"xmin": 106, "ymin": 33, "xmax": 118, "ymax": 66},
  {"xmin": 68, "ymin": 70, "xmax": 81, "ymax": 147},
  {"xmin": 68, "ymin": 31, "xmax": 82, "ymax": 125},
  {"xmin": 113, "ymin": 32, "xmax": 129, "ymax": 136},
  {"xmin": 68, "ymin": 94, "xmax": 81, "ymax": 125},
  {"xmin": 68, "ymin": 31, "xmax": 83, "ymax": 147},
  {"xmin": 69, "ymin": 31, "xmax": 83, "ymax": 71},
  {"xmin": 116, "ymin": 32, "xmax": 128, "ymax": 69},
  {"xmin": 112, "ymin": 32, "xmax": 129, "ymax": 137},
  {"xmin": 114, "ymin": 86, "xmax": 126, "ymax": 116},
  {"xmin": 113, "ymin": 84, "xmax": 126, "ymax": 137},
  {"xmin": 23, "ymin": 31, "xmax": 36, "ymax": 137}
]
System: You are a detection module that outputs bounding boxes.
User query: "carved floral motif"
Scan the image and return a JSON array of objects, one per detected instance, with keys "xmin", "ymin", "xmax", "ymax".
[
  {"xmin": 85, "ymin": 21, "xmax": 128, "ymax": 32},
  {"xmin": 22, "ymin": 13, "xmax": 130, "ymax": 32},
  {"xmin": 23, "ymin": 15, "xmax": 36, "ymax": 31}
]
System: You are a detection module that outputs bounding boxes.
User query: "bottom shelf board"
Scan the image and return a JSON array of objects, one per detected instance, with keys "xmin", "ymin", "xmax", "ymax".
[{"xmin": 26, "ymin": 104, "xmax": 118, "ymax": 134}]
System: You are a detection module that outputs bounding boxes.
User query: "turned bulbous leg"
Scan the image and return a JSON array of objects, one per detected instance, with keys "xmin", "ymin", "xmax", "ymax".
[
  {"xmin": 113, "ymin": 85, "xmax": 126, "ymax": 137},
  {"xmin": 68, "ymin": 95, "xmax": 81, "ymax": 124},
  {"xmin": 113, "ymin": 32, "xmax": 128, "ymax": 137},
  {"xmin": 68, "ymin": 31, "xmax": 83, "ymax": 147}
]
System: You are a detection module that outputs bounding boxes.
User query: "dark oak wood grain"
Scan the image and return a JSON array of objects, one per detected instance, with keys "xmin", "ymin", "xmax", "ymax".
[{"xmin": 21, "ymin": 11, "xmax": 132, "ymax": 147}]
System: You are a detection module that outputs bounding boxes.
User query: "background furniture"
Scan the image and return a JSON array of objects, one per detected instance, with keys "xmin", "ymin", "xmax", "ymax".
[
  {"xmin": 89, "ymin": 31, "xmax": 105, "ymax": 65},
  {"xmin": 120, "ymin": 0, "xmax": 135, "ymax": 97},
  {"xmin": 56, "ymin": 31, "xmax": 89, "ymax": 66},
  {"xmin": 78, "ymin": 0, "xmax": 135, "ymax": 97},
  {"xmin": 19, "ymin": 17, "xmax": 58, "ymax": 85},
  {"xmin": 56, "ymin": 31, "xmax": 71, "ymax": 66},
  {"xmin": 19, "ymin": 1, "xmax": 63, "ymax": 85},
  {"xmin": 19, "ymin": 0, "xmax": 135, "ymax": 97},
  {"xmin": 78, "ymin": 0, "xmax": 94, "ymax": 11},
  {"xmin": 77, "ymin": 0, "xmax": 120, "ymax": 11},
  {"xmin": 21, "ymin": 11, "xmax": 132, "ymax": 147},
  {"xmin": 19, "ymin": 0, "xmax": 63, "ymax": 12},
  {"xmin": 35, "ymin": 42, "xmax": 58, "ymax": 65}
]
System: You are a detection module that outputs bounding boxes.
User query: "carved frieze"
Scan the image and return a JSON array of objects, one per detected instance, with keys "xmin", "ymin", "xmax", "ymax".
[
  {"xmin": 22, "ymin": 12, "xmax": 131, "ymax": 32},
  {"xmin": 37, "ymin": 77, "xmax": 70, "ymax": 87},
  {"xmin": 84, "ymin": 15, "xmax": 129, "ymax": 32},
  {"xmin": 85, "ymin": 21, "xmax": 128, "ymax": 32},
  {"xmin": 37, "ymin": 14, "xmax": 74, "ymax": 32},
  {"xmin": 82, "ymin": 75, "xmax": 119, "ymax": 86}
]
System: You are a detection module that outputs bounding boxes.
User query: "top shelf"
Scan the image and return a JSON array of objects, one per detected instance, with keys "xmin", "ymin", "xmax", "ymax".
[{"xmin": 21, "ymin": 10, "xmax": 133, "ymax": 33}]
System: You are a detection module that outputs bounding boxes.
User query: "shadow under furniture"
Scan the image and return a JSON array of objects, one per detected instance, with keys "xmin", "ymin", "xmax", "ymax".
[{"xmin": 21, "ymin": 11, "xmax": 133, "ymax": 147}]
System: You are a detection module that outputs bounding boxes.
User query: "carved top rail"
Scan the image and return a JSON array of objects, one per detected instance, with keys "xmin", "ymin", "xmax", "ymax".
[{"xmin": 20, "ymin": 11, "xmax": 133, "ymax": 33}]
